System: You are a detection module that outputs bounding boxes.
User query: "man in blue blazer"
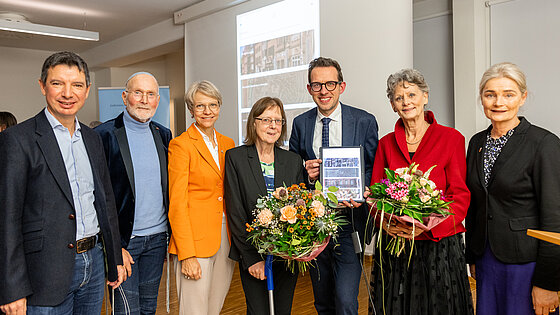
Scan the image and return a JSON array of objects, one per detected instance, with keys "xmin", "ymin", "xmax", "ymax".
[
  {"xmin": 95, "ymin": 72, "xmax": 172, "ymax": 314},
  {"xmin": 289, "ymin": 57, "xmax": 378, "ymax": 315},
  {"xmin": 0, "ymin": 51, "xmax": 124, "ymax": 314}
]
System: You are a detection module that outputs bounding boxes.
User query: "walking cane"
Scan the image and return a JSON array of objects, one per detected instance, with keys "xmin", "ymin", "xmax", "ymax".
[{"xmin": 265, "ymin": 255, "xmax": 275, "ymax": 315}]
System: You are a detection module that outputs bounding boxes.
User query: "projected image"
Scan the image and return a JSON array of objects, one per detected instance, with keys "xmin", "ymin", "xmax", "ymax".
[
  {"xmin": 240, "ymin": 70, "xmax": 309, "ymax": 109},
  {"xmin": 237, "ymin": 0, "xmax": 319, "ymax": 143},
  {"xmin": 240, "ymin": 30, "xmax": 315, "ymax": 75}
]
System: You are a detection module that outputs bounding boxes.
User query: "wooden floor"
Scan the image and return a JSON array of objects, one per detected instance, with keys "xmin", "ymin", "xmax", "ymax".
[{"xmin": 103, "ymin": 255, "xmax": 476, "ymax": 314}]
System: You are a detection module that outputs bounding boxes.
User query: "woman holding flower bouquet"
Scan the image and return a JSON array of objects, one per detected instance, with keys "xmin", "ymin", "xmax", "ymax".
[
  {"xmin": 368, "ymin": 69, "xmax": 473, "ymax": 315},
  {"xmin": 466, "ymin": 62, "xmax": 560, "ymax": 315},
  {"xmin": 224, "ymin": 97, "xmax": 304, "ymax": 315}
]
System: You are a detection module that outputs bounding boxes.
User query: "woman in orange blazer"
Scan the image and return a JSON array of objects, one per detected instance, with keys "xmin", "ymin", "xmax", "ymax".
[{"xmin": 168, "ymin": 80, "xmax": 235, "ymax": 315}]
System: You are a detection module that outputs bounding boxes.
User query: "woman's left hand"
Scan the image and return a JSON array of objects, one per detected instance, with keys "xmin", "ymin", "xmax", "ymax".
[
  {"xmin": 532, "ymin": 286, "xmax": 559, "ymax": 315},
  {"xmin": 395, "ymin": 222, "xmax": 424, "ymax": 239}
]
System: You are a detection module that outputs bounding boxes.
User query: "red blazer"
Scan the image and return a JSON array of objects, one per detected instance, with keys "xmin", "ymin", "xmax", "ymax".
[{"xmin": 371, "ymin": 111, "xmax": 470, "ymax": 241}]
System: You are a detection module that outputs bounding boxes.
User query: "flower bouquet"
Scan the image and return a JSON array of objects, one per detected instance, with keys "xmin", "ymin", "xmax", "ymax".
[
  {"xmin": 246, "ymin": 182, "xmax": 346, "ymax": 273},
  {"xmin": 368, "ymin": 163, "xmax": 453, "ymax": 258}
]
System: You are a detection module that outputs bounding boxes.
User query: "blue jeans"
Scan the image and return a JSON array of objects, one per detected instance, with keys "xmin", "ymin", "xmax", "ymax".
[
  {"xmin": 113, "ymin": 232, "xmax": 167, "ymax": 315},
  {"xmin": 27, "ymin": 243, "xmax": 105, "ymax": 315},
  {"xmin": 310, "ymin": 226, "xmax": 362, "ymax": 315}
]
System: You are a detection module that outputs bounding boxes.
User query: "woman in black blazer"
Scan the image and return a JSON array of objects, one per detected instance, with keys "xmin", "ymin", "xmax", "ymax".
[
  {"xmin": 466, "ymin": 62, "xmax": 560, "ymax": 315},
  {"xmin": 224, "ymin": 97, "xmax": 304, "ymax": 315}
]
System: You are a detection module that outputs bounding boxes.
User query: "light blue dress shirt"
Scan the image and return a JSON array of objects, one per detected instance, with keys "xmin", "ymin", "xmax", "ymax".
[{"xmin": 44, "ymin": 108, "xmax": 100, "ymax": 240}]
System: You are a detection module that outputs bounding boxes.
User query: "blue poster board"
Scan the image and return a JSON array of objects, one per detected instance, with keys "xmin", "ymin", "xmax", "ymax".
[{"xmin": 98, "ymin": 86, "xmax": 170, "ymax": 128}]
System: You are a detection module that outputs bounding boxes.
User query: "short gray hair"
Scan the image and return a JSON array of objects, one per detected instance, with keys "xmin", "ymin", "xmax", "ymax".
[
  {"xmin": 386, "ymin": 69, "xmax": 429, "ymax": 101},
  {"xmin": 479, "ymin": 62, "xmax": 527, "ymax": 96},
  {"xmin": 125, "ymin": 72, "xmax": 159, "ymax": 93},
  {"xmin": 185, "ymin": 80, "xmax": 222, "ymax": 113}
]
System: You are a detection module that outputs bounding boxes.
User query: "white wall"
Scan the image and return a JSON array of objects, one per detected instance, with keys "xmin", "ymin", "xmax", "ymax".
[
  {"xmin": 0, "ymin": 46, "xmax": 101, "ymax": 125},
  {"xmin": 183, "ymin": 0, "xmax": 413, "ymax": 143},
  {"xmin": 490, "ymin": 0, "xmax": 560, "ymax": 136},
  {"xmin": 414, "ymin": 13, "xmax": 454, "ymax": 128},
  {"xmin": 321, "ymin": 0, "xmax": 413, "ymax": 137},
  {"xmin": 452, "ymin": 0, "xmax": 489, "ymax": 140}
]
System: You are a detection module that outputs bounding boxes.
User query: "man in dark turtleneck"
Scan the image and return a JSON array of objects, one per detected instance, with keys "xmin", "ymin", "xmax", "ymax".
[{"xmin": 95, "ymin": 72, "xmax": 172, "ymax": 315}]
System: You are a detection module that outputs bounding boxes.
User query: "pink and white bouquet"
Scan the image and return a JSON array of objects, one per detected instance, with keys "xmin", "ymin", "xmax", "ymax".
[{"xmin": 368, "ymin": 163, "xmax": 453, "ymax": 257}]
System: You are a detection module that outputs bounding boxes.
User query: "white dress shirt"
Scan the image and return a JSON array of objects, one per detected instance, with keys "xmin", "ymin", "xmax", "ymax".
[
  {"xmin": 312, "ymin": 103, "xmax": 342, "ymax": 158},
  {"xmin": 194, "ymin": 124, "xmax": 220, "ymax": 170}
]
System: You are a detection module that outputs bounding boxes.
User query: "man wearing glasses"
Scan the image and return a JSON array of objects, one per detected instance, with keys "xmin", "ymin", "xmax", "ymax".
[
  {"xmin": 95, "ymin": 72, "xmax": 172, "ymax": 314},
  {"xmin": 289, "ymin": 57, "xmax": 379, "ymax": 315}
]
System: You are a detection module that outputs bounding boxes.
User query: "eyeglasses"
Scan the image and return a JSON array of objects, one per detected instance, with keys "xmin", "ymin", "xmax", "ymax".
[
  {"xmin": 126, "ymin": 90, "xmax": 158, "ymax": 101},
  {"xmin": 255, "ymin": 117, "xmax": 285, "ymax": 126},
  {"xmin": 309, "ymin": 81, "xmax": 341, "ymax": 92},
  {"xmin": 194, "ymin": 103, "xmax": 220, "ymax": 112}
]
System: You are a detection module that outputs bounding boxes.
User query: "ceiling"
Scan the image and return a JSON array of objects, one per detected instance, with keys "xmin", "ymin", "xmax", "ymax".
[{"xmin": 0, "ymin": 0, "xmax": 201, "ymax": 53}]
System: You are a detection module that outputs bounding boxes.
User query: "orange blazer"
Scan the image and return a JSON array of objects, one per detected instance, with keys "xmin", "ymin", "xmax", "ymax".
[{"xmin": 168, "ymin": 123, "xmax": 235, "ymax": 260}]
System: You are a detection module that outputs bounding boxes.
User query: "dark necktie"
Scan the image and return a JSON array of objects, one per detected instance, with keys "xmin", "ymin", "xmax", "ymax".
[{"xmin": 321, "ymin": 117, "xmax": 331, "ymax": 148}]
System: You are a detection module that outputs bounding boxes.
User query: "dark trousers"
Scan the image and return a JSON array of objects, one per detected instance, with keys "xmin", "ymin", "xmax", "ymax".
[
  {"xmin": 310, "ymin": 227, "xmax": 362, "ymax": 315},
  {"xmin": 239, "ymin": 260, "xmax": 298, "ymax": 315}
]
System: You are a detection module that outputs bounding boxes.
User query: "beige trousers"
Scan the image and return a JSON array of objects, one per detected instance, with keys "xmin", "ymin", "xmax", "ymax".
[{"xmin": 174, "ymin": 216, "xmax": 235, "ymax": 315}]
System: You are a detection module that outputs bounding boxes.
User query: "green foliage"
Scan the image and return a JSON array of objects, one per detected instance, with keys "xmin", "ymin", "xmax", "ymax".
[{"xmin": 247, "ymin": 183, "xmax": 346, "ymax": 273}]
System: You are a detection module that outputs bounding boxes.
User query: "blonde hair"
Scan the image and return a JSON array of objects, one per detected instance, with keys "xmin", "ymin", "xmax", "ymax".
[
  {"xmin": 184, "ymin": 80, "xmax": 222, "ymax": 113},
  {"xmin": 479, "ymin": 62, "xmax": 527, "ymax": 96}
]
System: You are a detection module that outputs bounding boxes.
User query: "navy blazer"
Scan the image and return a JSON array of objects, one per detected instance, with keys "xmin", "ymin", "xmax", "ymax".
[
  {"xmin": 224, "ymin": 145, "xmax": 304, "ymax": 270},
  {"xmin": 0, "ymin": 110, "xmax": 122, "ymax": 306},
  {"xmin": 289, "ymin": 103, "xmax": 379, "ymax": 241},
  {"xmin": 95, "ymin": 112, "xmax": 172, "ymax": 247},
  {"xmin": 465, "ymin": 117, "xmax": 560, "ymax": 291}
]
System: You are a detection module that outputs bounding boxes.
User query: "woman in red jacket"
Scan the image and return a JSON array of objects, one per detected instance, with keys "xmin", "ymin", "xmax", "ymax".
[{"xmin": 368, "ymin": 69, "xmax": 473, "ymax": 315}]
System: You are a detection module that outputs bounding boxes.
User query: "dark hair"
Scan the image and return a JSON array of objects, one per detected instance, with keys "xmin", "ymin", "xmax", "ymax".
[
  {"xmin": 40, "ymin": 51, "xmax": 90, "ymax": 86},
  {"xmin": 0, "ymin": 111, "xmax": 17, "ymax": 130},
  {"xmin": 308, "ymin": 57, "xmax": 344, "ymax": 83},
  {"xmin": 244, "ymin": 97, "xmax": 287, "ymax": 146}
]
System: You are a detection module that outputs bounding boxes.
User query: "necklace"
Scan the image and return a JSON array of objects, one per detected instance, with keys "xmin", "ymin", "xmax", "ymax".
[
  {"xmin": 406, "ymin": 122, "xmax": 429, "ymax": 145},
  {"xmin": 406, "ymin": 138, "xmax": 422, "ymax": 145}
]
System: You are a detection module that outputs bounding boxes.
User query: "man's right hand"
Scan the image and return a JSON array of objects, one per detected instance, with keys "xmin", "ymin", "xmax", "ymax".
[
  {"xmin": 122, "ymin": 248, "xmax": 135, "ymax": 278},
  {"xmin": 305, "ymin": 159, "xmax": 322, "ymax": 182},
  {"xmin": 0, "ymin": 297, "xmax": 27, "ymax": 315}
]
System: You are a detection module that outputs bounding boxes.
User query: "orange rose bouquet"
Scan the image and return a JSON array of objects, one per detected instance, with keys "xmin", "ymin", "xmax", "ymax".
[{"xmin": 246, "ymin": 182, "xmax": 346, "ymax": 273}]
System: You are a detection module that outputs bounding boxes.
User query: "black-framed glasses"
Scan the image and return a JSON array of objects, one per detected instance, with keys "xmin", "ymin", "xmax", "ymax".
[
  {"xmin": 126, "ymin": 90, "xmax": 158, "ymax": 101},
  {"xmin": 309, "ymin": 81, "xmax": 341, "ymax": 92},
  {"xmin": 255, "ymin": 117, "xmax": 285, "ymax": 126}
]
